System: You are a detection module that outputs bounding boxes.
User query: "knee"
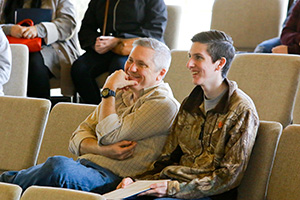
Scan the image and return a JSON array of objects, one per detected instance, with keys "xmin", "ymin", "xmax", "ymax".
[{"xmin": 42, "ymin": 156, "xmax": 72, "ymax": 177}]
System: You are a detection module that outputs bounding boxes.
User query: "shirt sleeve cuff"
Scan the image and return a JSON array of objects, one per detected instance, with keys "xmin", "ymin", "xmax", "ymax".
[
  {"xmin": 69, "ymin": 131, "xmax": 97, "ymax": 156},
  {"xmin": 39, "ymin": 22, "xmax": 58, "ymax": 45}
]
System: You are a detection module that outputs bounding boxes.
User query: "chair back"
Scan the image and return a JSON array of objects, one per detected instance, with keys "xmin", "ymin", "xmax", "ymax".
[
  {"xmin": 164, "ymin": 50, "xmax": 194, "ymax": 103},
  {"xmin": 237, "ymin": 121, "xmax": 282, "ymax": 200},
  {"xmin": 37, "ymin": 102, "xmax": 97, "ymax": 164},
  {"xmin": 0, "ymin": 96, "xmax": 50, "ymax": 172},
  {"xmin": 228, "ymin": 53, "xmax": 300, "ymax": 128},
  {"xmin": 292, "ymin": 84, "xmax": 300, "ymax": 124},
  {"xmin": 267, "ymin": 124, "xmax": 300, "ymax": 199},
  {"xmin": 3, "ymin": 44, "xmax": 29, "ymax": 96},
  {"xmin": 211, "ymin": 0, "xmax": 288, "ymax": 52},
  {"xmin": 164, "ymin": 5, "xmax": 182, "ymax": 50},
  {"xmin": 21, "ymin": 186, "xmax": 105, "ymax": 200},
  {"xmin": 0, "ymin": 182, "xmax": 22, "ymax": 200}
]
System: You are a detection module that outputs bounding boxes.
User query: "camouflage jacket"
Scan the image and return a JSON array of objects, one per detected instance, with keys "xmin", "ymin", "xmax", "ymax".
[{"xmin": 137, "ymin": 79, "xmax": 259, "ymax": 199}]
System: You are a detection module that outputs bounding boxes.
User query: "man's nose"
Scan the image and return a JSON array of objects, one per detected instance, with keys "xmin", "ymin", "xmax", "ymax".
[
  {"xmin": 128, "ymin": 63, "xmax": 138, "ymax": 71},
  {"xmin": 186, "ymin": 58, "xmax": 194, "ymax": 69}
]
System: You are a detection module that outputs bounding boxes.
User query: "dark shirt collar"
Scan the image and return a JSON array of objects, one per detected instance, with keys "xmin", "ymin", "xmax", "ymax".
[{"xmin": 182, "ymin": 78, "xmax": 237, "ymax": 115}]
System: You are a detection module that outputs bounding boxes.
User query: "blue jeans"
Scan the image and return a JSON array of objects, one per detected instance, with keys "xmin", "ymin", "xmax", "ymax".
[
  {"xmin": 254, "ymin": 37, "xmax": 281, "ymax": 53},
  {"xmin": 0, "ymin": 156, "xmax": 122, "ymax": 194}
]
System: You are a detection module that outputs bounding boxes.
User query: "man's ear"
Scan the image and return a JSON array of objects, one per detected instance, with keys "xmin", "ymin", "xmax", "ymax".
[
  {"xmin": 215, "ymin": 57, "xmax": 227, "ymax": 71},
  {"xmin": 156, "ymin": 68, "xmax": 167, "ymax": 81}
]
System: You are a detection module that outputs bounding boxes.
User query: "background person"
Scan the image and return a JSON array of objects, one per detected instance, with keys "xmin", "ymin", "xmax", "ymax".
[
  {"xmin": 272, "ymin": 0, "xmax": 300, "ymax": 54},
  {"xmin": 254, "ymin": 0, "xmax": 297, "ymax": 53},
  {"xmin": 1, "ymin": 0, "xmax": 80, "ymax": 99},
  {"xmin": 71, "ymin": 0, "xmax": 167, "ymax": 104},
  {"xmin": 0, "ymin": 28, "xmax": 11, "ymax": 96}
]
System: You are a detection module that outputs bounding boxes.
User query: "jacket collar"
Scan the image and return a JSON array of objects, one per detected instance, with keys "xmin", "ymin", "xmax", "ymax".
[{"xmin": 183, "ymin": 78, "xmax": 237, "ymax": 115}]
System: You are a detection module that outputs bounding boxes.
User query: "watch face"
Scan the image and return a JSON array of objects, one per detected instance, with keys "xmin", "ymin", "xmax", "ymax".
[{"xmin": 102, "ymin": 88, "xmax": 109, "ymax": 97}]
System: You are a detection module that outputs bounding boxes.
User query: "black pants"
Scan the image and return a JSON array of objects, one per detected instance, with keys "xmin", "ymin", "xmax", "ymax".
[
  {"xmin": 71, "ymin": 50, "xmax": 127, "ymax": 104},
  {"xmin": 27, "ymin": 52, "xmax": 53, "ymax": 99}
]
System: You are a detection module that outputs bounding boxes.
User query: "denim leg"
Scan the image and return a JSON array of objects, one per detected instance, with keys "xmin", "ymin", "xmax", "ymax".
[
  {"xmin": 254, "ymin": 37, "xmax": 281, "ymax": 53},
  {"xmin": 0, "ymin": 156, "xmax": 122, "ymax": 194}
]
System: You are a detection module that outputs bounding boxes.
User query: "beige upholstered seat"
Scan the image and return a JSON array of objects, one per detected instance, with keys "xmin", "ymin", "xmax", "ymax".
[
  {"xmin": 164, "ymin": 5, "xmax": 182, "ymax": 50},
  {"xmin": 292, "ymin": 86, "xmax": 300, "ymax": 124},
  {"xmin": 237, "ymin": 121, "xmax": 282, "ymax": 200},
  {"xmin": 3, "ymin": 44, "xmax": 29, "ymax": 97},
  {"xmin": 211, "ymin": 0, "xmax": 288, "ymax": 52},
  {"xmin": 266, "ymin": 124, "xmax": 300, "ymax": 199},
  {"xmin": 37, "ymin": 102, "xmax": 97, "ymax": 164},
  {"xmin": 164, "ymin": 50, "xmax": 194, "ymax": 103},
  {"xmin": 0, "ymin": 96, "xmax": 51, "ymax": 173},
  {"xmin": 0, "ymin": 182, "xmax": 22, "ymax": 200},
  {"xmin": 20, "ymin": 186, "xmax": 105, "ymax": 200},
  {"xmin": 228, "ymin": 53, "xmax": 300, "ymax": 128}
]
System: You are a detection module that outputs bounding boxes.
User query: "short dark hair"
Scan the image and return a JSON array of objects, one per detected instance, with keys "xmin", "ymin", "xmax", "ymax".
[{"xmin": 191, "ymin": 30, "xmax": 235, "ymax": 78}]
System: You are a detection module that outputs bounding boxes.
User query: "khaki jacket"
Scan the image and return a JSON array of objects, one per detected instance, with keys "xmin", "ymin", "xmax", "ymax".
[{"xmin": 138, "ymin": 79, "xmax": 259, "ymax": 199}]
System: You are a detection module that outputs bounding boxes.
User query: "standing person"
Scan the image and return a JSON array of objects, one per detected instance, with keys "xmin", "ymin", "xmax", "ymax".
[
  {"xmin": 272, "ymin": 0, "xmax": 300, "ymax": 54},
  {"xmin": 1, "ymin": 0, "xmax": 80, "ymax": 99},
  {"xmin": 71, "ymin": 0, "xmax": 167, "ymax": 104},
  {"xmin": 0, "ymin": 38, "xmax": 180, "ymax": 194},
  {"xmin": 118, "ymin": 30, "xmax": 259, "ymax": 200},
  {"xmin": 0, "ymin": 28, "xmax": 11, "ymax": 96}
]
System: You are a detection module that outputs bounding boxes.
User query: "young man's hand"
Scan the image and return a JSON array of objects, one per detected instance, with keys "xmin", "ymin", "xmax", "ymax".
[{"xmin": 138, "ymin": 181, "xmax": 168, "ymax": 197}]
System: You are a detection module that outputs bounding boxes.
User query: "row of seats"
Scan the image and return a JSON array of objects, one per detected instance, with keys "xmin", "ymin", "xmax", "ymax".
[
  {"xmin": 0, "ymin": 97, "xmax": 298, "ymax": 199},
  {"xmin": 2, "ymin": 48, "xmax": 300, "ymax": 199}
]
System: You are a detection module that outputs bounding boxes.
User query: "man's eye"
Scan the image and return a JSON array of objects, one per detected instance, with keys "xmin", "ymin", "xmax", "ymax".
[
  {"xmin": 137, "ymin": 62, "xmax": 147, "ymax": 67},
  {"xmin": 195, "ymin": 55, "xmax": 203, "ymax": 60}
]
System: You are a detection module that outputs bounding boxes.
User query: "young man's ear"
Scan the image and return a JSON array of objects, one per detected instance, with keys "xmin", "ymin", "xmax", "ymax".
[{"xmin": 215, "ymin": 57, "xmax": 227, "ymax": 71}]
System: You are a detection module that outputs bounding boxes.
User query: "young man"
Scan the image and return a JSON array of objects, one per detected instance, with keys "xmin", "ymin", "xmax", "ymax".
[
  {"xmin": 0, "ymin": 38, "xmax": 179, "ymax": 194},
  {"xmin": 0, "ymin": 28, "xmax": 11, "ymax": 96},
  {"xmin": 118, "ymin": 30, "xmax": 259, "ymax": 200}
]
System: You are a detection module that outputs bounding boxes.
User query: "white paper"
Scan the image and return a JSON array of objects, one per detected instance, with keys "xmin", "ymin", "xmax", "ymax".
[{"xmin": 103, "ymin": 180, "xmax": 169, "ymax": 200}]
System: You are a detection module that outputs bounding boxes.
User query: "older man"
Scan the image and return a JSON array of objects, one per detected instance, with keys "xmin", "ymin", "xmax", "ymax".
[{"xmin": 0, "ymin": 38, "xmax": 179, "ymax": 194}]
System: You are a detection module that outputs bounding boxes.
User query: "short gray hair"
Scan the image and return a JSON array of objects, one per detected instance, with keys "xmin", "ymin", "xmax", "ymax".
[{"xmin": 132, "ymin": 38, "xmax": 171, "ymax": 73}]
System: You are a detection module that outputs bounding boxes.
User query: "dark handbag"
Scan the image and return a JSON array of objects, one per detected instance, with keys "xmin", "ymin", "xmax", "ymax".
[
  {"xmin": 102, "ymin": 0, "xmax": 138, "ymax": 56},
  {"xmin": 6, "ymin": 19, "xmax": 42, "ymax": 52}
]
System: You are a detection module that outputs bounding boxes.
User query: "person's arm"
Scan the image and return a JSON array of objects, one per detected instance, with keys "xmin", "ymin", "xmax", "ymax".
[
  {"xmin": 117, "ymin": 0, "xmax": 167, "ymax": 40},
  {"xmin": 97, "ymin": 84, "xmax": 180, "ymax": 145},
  {"xmin": 34, "ymin": 0, "xmax": 77, "ymax": 45},
  {"xmin": 0, "ymin": 29, "xmax": 11, "ymax": 95},
  {"xmin": 68, "ymin": 70, "xmax": 137, "ymax": 159}
]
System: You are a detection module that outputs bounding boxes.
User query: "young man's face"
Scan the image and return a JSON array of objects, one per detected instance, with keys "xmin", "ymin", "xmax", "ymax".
[
  {"xmin": 124, "ymin": 45, "xmax": 165, "ymax": 93},
  {"xmin": 187, "ymin": 42, "xmax": 221, "ymax": 87}
]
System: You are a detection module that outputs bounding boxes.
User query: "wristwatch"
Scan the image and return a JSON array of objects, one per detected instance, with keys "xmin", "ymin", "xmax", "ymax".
[{"xmin": 100, "ymin": 88, "xmax": 116, "ymax": 98}]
